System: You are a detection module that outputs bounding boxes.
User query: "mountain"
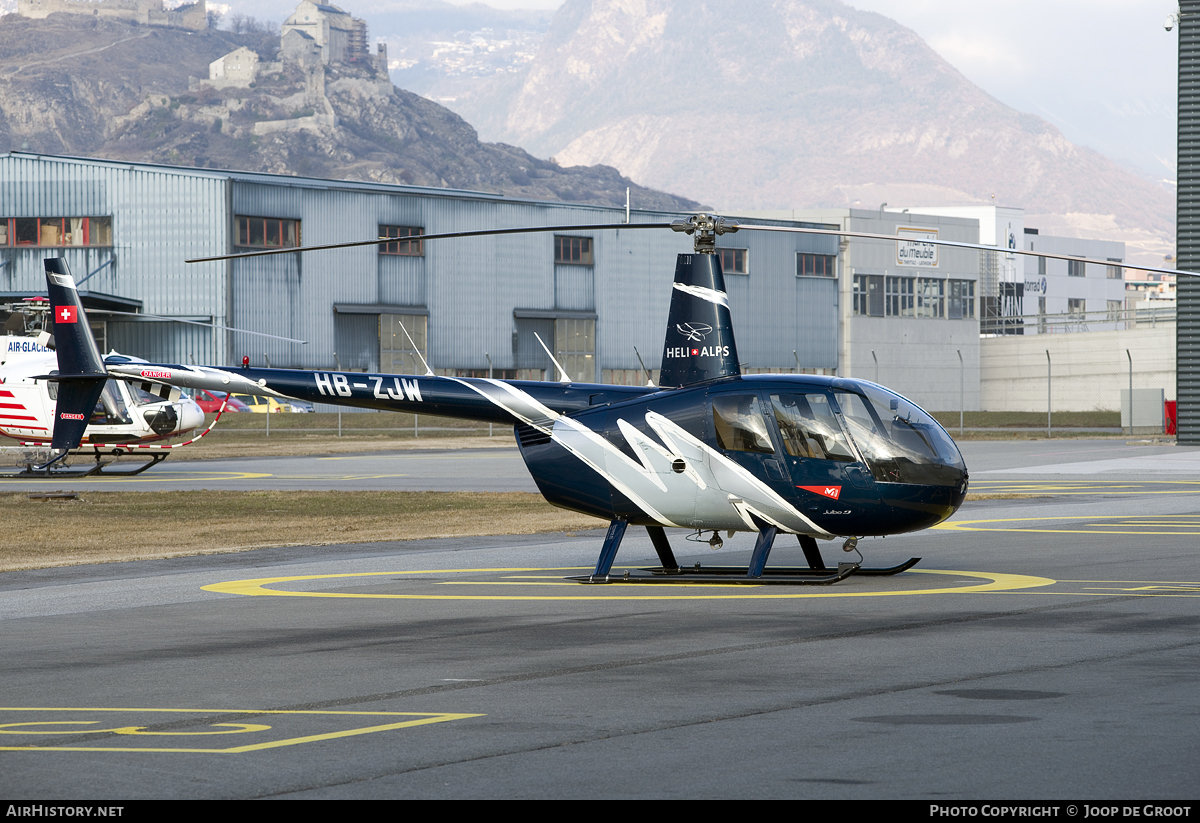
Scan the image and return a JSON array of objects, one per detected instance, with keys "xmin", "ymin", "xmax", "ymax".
[
  {"xmin": 440, "ymin": 0, "xmax": 1174, "ymax": 266},
  {"xmin": 0, "ymin": 12, "xmax": 699, "ymax": 211}
]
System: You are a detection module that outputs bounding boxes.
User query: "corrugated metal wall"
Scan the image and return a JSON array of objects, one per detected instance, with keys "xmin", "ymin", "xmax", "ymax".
[
  {"xmin": 1178, "ymin": 1, "xmax": 1200, "ymax": 444},
  {"xmin": 0, "ymin": 154, "xmax": 229, "ymax": 365},
  {"xmin": 4, "ymin": 154, "xmax": 845, "ymax": 378}
]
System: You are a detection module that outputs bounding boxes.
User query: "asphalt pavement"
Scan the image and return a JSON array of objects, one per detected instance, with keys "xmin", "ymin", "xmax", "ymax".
[{"xmin": 2, "ymin": 439, "xmax": 1199, "ymax": 799}]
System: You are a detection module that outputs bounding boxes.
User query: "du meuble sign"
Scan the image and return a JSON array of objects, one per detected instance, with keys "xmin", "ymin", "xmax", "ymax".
[{"xmin": 896, "ymin": 226, "xmax": 939, "ymax": 268}]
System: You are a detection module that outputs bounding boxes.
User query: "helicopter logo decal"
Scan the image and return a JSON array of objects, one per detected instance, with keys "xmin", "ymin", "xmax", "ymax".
[{"xmin": 676, "ymin": 322, "xmax": 713, "ymax": 342}]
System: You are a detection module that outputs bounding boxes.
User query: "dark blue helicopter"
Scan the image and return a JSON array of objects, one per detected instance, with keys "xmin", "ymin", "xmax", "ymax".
[{"xmin": 46, "ymin": 213, "xmax": 1170, "ymax": 585}]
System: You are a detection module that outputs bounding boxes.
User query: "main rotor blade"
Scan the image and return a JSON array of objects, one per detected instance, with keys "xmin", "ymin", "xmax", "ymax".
[
  {"xmin": 185, "ymin": 222, "xmax": 674, "ymax": 263},
  {"xmin": 735, "ymin": 223, "xmax": 1192, "ymax": 278}
]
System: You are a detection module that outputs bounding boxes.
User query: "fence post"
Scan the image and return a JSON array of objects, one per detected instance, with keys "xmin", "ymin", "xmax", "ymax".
[
  {"xmin": 486, "ymin": 352, "xmax": 493, "ymax": 437},
  {"xmin": 957, "ymin": 349, "xmax": 964, "ymax": 436},
  {"xmin": 1126, "ymin": 349, "xmax": 1133, "ymax": 435},
  {"xmin": 334, "ymin": 352, "xmax": 342, "ymax": 437},
  {"xmin": 1046, "ymin": 349, "xmax": 1052, "ymax": 438}
]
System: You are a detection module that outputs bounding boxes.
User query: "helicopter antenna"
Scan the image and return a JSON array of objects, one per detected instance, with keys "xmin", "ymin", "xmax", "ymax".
[
  {"xmin": 396, "ymin": 317, "xmax": 434, "ymax": 377},
  {"xmin": 633, "ymin": 345, "xmax": 656, "ymax": 387},
  {"xmin": 534, "ymin": 332, "xmax": 572, "ymax": 384}
]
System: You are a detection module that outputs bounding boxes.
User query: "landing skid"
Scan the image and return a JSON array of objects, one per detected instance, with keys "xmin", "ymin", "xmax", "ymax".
[
  {"xmin": 3, "ymin": 451, "xmax": 168, "ymax": 479},
  {"xmin": 567, "ymin": 562, "xmax": 860, "ymax": 586},
  {"xmin": 797, "ymin": 535, "xmax": 920, "ymax": 576},
  {"xmin": 571, "ymin": 521, "xmax": 929, "ymax": 585}
]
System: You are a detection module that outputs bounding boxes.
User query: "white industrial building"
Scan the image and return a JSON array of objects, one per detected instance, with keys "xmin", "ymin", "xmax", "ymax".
[{"xmin": 736, "ymin": 207, "xmax": 982, "ymax": 413}]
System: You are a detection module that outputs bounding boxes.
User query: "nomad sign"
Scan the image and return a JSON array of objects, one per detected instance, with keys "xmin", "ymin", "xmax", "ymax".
[{"xmin": 896, "ymin": 226, "xmax": 939, "ymax": 268}]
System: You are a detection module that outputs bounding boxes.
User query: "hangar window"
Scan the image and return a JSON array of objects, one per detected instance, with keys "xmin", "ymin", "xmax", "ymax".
[
  {"xmin": 948, "ymin": 280, "xmax": 975, "ymax": 320},
  {"xmin": 555, "ymin": 236, "xmax": 593, "ymax": 266},
  {"xmin": 1107, "ymin": 258, "xmax": 1123, "ymax": 280},
  {"xmin": 235, "ymin": 216, "xmax": 300, "ymax": 249},
  {"xmin": 379, "ymin": 225, "xmax": 424, "ymax": 256},
  {"xmin": 380, "ymin": 313, "xmax": 427, "ymax": 374},
  {"xmin": 916, "ymin": 278, "xmax": 944, "ymax": 318},
  {"xmin": 885, "ymin": 276, "xmax": 914, "ymax": 317},
  {"xmin": 796, "ymin": 253, "xmax": 835, "ymax": 278},
  {"xmin": 719, "ymin": 248, "xmax": 748, "ymax": 275},
  {"xmin": 555, "ymin": 317, "xmax": 595, "ymax": 383},
  {"xmin": 1068, "ymin": 258, "xmax": 1086, "ymax": 277},
  {"xmin": 853, "ymin": 274, "xmax": 883, "ymax": 317},
  {"xmin": 0, "ymin": 217, "xmax": 112, "ymax": 247}
]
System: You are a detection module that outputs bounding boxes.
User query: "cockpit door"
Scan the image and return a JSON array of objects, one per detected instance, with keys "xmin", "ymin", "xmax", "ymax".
[
  {"xmin": 707, "ymin": 390, "xmax": 793, "ymax": 501},
  {"xmin": 763, "ymin": 390, "xmax": 882, "ymax": 526}
]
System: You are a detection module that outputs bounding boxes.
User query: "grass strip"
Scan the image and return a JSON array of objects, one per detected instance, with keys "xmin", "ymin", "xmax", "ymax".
[{"xmin": 0, "ymin": 490, "xmax": 606, "ymax": 572}]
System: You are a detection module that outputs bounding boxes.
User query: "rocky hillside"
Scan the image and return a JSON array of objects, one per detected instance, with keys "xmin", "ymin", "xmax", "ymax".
[
  {"xmin": 445, "ymin": 0, "xmax": 1174, "ymax": 265},
  {"xmin": 0, "ymin": 13, "xmax": 700, "ymax": 211}
]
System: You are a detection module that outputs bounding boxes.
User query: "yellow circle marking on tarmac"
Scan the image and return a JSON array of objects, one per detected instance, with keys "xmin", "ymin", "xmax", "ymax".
[
  {"xmin": 967, "ymin": 480, "xmax": 1200, "ymax": 496},
  {"xmin": 202, "ymin": 567, "xmax": 1056, "ymax": 601},
  {"xmin": 935, "ymin": 514, "xmax": 1200, "ymax": 536}
]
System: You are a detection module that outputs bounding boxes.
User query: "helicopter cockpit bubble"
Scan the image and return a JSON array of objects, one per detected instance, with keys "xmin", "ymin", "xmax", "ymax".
[{"xmin": 830, "ymin": 382, "xmax": 966, "ymax": 487}]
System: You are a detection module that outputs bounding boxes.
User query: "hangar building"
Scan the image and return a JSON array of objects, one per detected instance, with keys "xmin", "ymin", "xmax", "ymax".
[{"xmin": 0, "ymin": 152, "xmax": 845, "ymax": 388}]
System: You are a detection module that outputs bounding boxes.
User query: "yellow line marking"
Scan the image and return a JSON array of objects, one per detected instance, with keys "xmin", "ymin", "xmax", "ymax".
[
  {"xmin": 15, "ymin": 472, "xmax": 275, "ymax": 484},
  {"xmin": 0, "ymin": 708, "xmax": 482, "ymax": 753},
  {"xmin": 202, "ymin": 568, "xmax": 1056, "ymax": 601},
  {"xmin": 935, "ymin": 514, "xmax": 1200, "ymax": 535},
  {"xmin": 317, "ymin": 453, "xmax": 516, "ymax": 461}
]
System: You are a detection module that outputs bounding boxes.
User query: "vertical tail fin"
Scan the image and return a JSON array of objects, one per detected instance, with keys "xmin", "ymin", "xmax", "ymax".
[
  {"xmin": 657, "ymin": 253, "xmax": 740, "ymax": 388},
  {"xmin": 44, "ymin": 258, "xmax": 107, "ymax": 452}
]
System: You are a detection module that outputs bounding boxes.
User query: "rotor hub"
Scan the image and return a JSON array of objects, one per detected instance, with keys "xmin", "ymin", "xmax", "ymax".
[{"xmin": 670, "ymin": 212, "xmax": 739, "ymax": 254}]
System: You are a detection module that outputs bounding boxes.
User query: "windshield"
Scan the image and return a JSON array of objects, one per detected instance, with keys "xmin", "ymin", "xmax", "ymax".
[{"xmin": 831, "ymin": 384, "xmax": 964, "ymax": 486}]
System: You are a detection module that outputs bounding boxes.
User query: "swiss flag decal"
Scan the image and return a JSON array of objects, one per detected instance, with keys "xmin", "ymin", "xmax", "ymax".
[
  {"xmin": 798, "ymin": 485, "xmax": 842, "ymax": 500},
  {"xmin": 56, "ymin": 306, "xmax": 78, "ymax": 324}
]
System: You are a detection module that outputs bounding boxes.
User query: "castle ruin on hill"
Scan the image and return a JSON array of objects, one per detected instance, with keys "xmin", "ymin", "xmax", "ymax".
[{"xmin": 16, "ymin": 0, "xmax": 206, "ymax": 30}]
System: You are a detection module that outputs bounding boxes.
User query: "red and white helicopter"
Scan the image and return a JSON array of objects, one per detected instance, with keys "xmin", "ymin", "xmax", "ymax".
[{"xmin": 1, "ymin": 297, "xmax": 211, "ymax": 476}]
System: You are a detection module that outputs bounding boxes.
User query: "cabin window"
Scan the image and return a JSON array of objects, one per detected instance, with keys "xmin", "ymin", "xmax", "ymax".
[
  {"xmin": 235, "ymin": 216, "xmax": 300, "ymax": 249},
  {"xmin": 712, "ymin": 394, "xmax": 775, "ymax": 454},
  {"xmin": 379, "ymin": 225, "xmax": 424, "ymax": 256},
  {"xmin": 555, "ymin": 236, "xmax": 593, "ymax": 266},
  {"xmin": 770, "ymin": 393, "xmax": 855, "ymax": 462},
  {"xmin": 796, "ymin": 253, "xmax": 835, "ymax": 278},
  {"xmin": 0, "ymin": 217, "xmax": 112, "ymax": 247},
  {"xmin": 719, "ymin": 248, "xmax": 748, "ymax": 274}
]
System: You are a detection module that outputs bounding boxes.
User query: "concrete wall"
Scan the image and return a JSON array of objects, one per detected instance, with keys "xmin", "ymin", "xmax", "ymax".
[{"xmin": 980, "ymin": 324, "xmax": 1176, "ymax": 412}]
